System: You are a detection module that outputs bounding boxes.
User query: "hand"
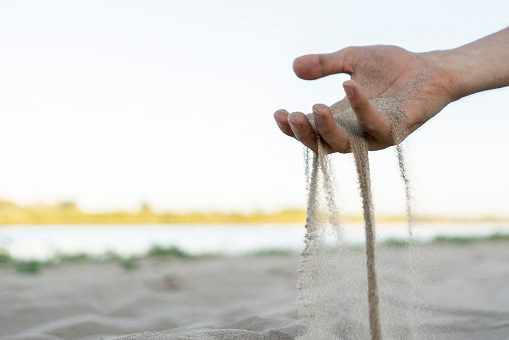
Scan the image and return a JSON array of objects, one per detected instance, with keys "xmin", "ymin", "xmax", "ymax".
[{"xmin": 274, "ymin": 45, "xmax": 455, "ymax": 153}]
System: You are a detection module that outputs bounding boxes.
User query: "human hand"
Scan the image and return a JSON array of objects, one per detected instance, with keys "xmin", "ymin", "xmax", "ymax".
[{"xmin": 274, "ymin": 45, "xmax": 455, "ymax": 153}]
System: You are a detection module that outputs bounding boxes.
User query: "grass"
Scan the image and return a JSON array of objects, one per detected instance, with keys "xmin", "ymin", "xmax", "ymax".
[
  {"xmin": 249, "ymin": 249, "xmax": 297, "ymax": 256},
  {"xmin": 432, "ymin": 236, "xmax": 476, "ymax": 244},
  {"xmin": 1, "ymin": 233, "xmax": 508, "ymax": 274},
  {"xmin": 55, "ymin": 252, "xmax": 91, "ymax": 262},
  {"xmin": 146, "ymin": 245, "xmax": 192, "ymax": 259},
  {"xmin": 118, "ymin": 257, "xmax": 139, "ymax": 270},
  {"xmin": 0, "ymin": 244, "xmax": 206, "ymax": 274},
  {"xmin": 378, "ymin": 233, "xmax": 509, "ymax": 248},
  {"xmin": 14, "ymin": 260, "xmax": 42, "ymax": 274},
  {"xmin": 0, "ymin": 245, "xmax": 297, "ymax": 274},
  {"xmin": 0, "ymin": 249, "xmax": 11, "ymax": 264},
  {"xmin": 486, "ymin": 233, "xmax": 509, "ymax": 241},
  {"xmin": 380, "ymin": 239, "xmax": 409, "ymax": 247},
  {"xmin": 431, "ymin": 233, "xmax": 509, "ymax": 245}
]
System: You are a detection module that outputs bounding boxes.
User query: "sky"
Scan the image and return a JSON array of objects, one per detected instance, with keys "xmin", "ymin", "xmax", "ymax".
[{"xmin": 0, "ymin": 0, "xmax": 508, "ymax": 217}]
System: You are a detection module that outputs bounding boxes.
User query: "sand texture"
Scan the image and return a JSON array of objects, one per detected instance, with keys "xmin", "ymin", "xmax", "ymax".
[
  {"xmin": 1, "ymin": 243, "xmax": 509, "ymax": 339},
  {"xmin": 302, "ymin": 97, "xmax": 409, "ymax": 339}
]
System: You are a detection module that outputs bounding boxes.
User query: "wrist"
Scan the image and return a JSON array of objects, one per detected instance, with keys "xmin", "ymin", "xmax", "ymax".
[
  {"xmin": 419, "ymin": 49, "xmax": 466, "ymax": 102},
  {"xmin": 423, "ymin": 28, "xmax": 509, "ymax": 101}
]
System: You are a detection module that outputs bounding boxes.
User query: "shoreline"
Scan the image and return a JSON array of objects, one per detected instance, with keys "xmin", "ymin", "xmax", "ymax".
[{"xmin": 2, "ymin": 235, "xmax": 508, "ymax": 275}]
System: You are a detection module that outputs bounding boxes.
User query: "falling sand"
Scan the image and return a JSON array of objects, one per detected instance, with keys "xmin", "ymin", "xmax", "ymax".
[{"xmin": 297, "ymin": 97, "xmax": 414, "ymax": 340}]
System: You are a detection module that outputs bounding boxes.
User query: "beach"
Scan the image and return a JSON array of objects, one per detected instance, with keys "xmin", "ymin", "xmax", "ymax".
[{"xmin": 1, "ymin": 240, "xmax": 508, "ymax": 340}]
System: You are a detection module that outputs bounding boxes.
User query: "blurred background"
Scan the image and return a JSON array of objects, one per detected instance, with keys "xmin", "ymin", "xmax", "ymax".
[{"xmin": 0, "ymin": 0, "xmax": 509, "ymax": 263}]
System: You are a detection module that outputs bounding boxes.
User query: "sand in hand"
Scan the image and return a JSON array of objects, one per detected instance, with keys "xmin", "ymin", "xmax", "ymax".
[{"xmin": 298, "ymin": 97, "xmax": 414, "ymax": 340}]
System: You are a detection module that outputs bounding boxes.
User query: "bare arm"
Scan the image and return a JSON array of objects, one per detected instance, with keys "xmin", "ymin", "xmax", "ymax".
[
  {"xmin": 274, "ymin": 27, "xmax": 509, "ymax": 153},
  {"xmin": 435, "ymin": 27, "xmax": 509, "ymax": 100}
]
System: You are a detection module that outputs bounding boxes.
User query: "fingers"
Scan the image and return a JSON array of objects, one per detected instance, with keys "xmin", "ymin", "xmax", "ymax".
[
  {"xmin": 293, "ymin": 47, "xmax": 356, "ymax": 80},
  {"xmin": 287, "ymin": 112, "xmax": 318, "ymax": 153},
  {"xmin": 274, "ymin": 110, "xmax": 318, "ymax": 153},
  {"xmin": 343, "ymin": 80, "xmax": 393, "ymax": 144},
  {"xmin": 273, "ymin": 109, "xmax": 295, "ymax": 138},
  {"xmin": 312, "ymin": 104, "xmax": 350, "ymax": 153},
  {"xmin": 276, "ymin": 80, "xmax": 395, "ymax": 152}
]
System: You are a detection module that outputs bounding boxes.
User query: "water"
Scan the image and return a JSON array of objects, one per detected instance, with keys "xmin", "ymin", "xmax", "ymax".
[{"xmin": 0, "ymin": 222, "xmax": 508, "ymax": 260}]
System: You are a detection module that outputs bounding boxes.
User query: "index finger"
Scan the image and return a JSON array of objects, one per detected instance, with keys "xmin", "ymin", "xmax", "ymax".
[{"xmin": 343, "ymin": 80, "xmax": 393, "ymax": 145}]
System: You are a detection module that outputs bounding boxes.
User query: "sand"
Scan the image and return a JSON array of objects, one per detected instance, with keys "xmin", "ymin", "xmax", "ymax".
[
  {"xmin": 1, "ymin": 243, "xmax": 509, "ymax": 339},
  {"xmin": 299, "ymin": 97, "xmax": 409, "ymax": 339},
  {"xmin": 297, "ymin": 142, "xmax": 343, "ymax": 339}
]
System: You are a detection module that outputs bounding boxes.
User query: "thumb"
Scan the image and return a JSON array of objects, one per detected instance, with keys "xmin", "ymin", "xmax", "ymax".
[{"xmin": 293, "ymin": 47, "xmax": 356, "ymax": 80}]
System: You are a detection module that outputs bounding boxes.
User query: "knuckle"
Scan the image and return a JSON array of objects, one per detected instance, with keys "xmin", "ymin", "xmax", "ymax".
[{"xmin": 317, "ymin": 56, "xmax": 328, "ymax": 78}]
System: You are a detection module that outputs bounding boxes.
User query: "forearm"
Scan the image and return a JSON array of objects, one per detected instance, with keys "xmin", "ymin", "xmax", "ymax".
[{"xmin": 432, "ymin": 27, "xmax": 509, "ymax": 101}]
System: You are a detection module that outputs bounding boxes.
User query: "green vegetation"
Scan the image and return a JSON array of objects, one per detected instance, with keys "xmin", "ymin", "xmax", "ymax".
[
  {"xmin": 379, "ymin": 234, "xmax": 509, "ymax": 247},
  {"xmin": 431, "ymin": 233, "xmax": 509, "ymax": 244},
  {"xmin": 0, "ymin": 249, "xmax": 11, "ymax": 264},
  {"xmin": 0, "ymin": 245, "xmax": 201, "ymax": 274},
  {"xmin": 248, "ymin": 249, "xmax": 296, "ymax": 256},
  {"xmin": 1, "ymin": 233, "xmax": 508, "ymax": 274},
  {"xmin": 486, "ymin": 233, "xmax": 509, "ymax": 241},
  {"xmin": 117, "ymin": 257, "xmax": 139, "ymax": 270},
  {"xmin": 0, "ymin": 244, "xmax": 302, "ymax": 275},
  {"xmin": 14, "ymin": 260, "xmax": 42, "ymax": 274},
  {"xmin": 0, "ymin": 198, "xmax": 308, "ymax": 224},
  {"xmin": 146, "ymin": 245, "xmax": 193, "ymax": 259},
  {"xmin": 380, "ymin": 238, "xmax": 409, "ymax": 247}
]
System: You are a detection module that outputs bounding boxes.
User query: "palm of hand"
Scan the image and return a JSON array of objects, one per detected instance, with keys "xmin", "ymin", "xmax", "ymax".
[
  {"xmin": 348, "ymin": 46, "xmax": 451, "ymax": 131},
  {"xmin": 275, "ymin": 45, "xmax": 453, "ymax": 152}
]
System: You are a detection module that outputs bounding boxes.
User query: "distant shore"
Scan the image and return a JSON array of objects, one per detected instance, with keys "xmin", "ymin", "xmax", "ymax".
[{"xmin": 1, "ymin": 198, "xmax": 509, "ymax": 225}]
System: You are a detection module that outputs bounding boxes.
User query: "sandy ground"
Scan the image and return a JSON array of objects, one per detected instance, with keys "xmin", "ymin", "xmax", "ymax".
[{"xmin": 1, "ymin": 242, "xmax": 508, "ymax": 340}]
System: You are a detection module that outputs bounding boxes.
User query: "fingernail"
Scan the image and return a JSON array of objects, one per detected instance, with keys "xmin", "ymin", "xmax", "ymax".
[
  {"xmin": 313, "ymin": 110, "xmax": 324, "ymax": 124},
  {"xmin": 288, "ymin": 117, "xmax": 302, "ymax": 132},
  {"xmin": 343, "ymin": 82, "xmax": 355, "ymax": 98},
  {"xmin": 274, "ymin": 110, "xmax": 288, "ymax": 128}
]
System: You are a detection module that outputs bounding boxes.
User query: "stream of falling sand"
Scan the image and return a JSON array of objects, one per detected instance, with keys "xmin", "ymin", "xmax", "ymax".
[{"xmin": 297, "ymin": 98, "xmax": 415, "ymax": 340}]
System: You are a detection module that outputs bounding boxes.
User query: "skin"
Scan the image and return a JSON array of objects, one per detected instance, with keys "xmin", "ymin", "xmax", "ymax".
[{"xmin": 274, "ymin": 27, "xmax": 509, "ymax": 154}]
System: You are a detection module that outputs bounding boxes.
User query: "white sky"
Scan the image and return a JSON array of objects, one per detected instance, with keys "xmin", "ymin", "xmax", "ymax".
[{"xmin": 0, "ymin": 0, "xmax": 508, "ymax": 217}]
